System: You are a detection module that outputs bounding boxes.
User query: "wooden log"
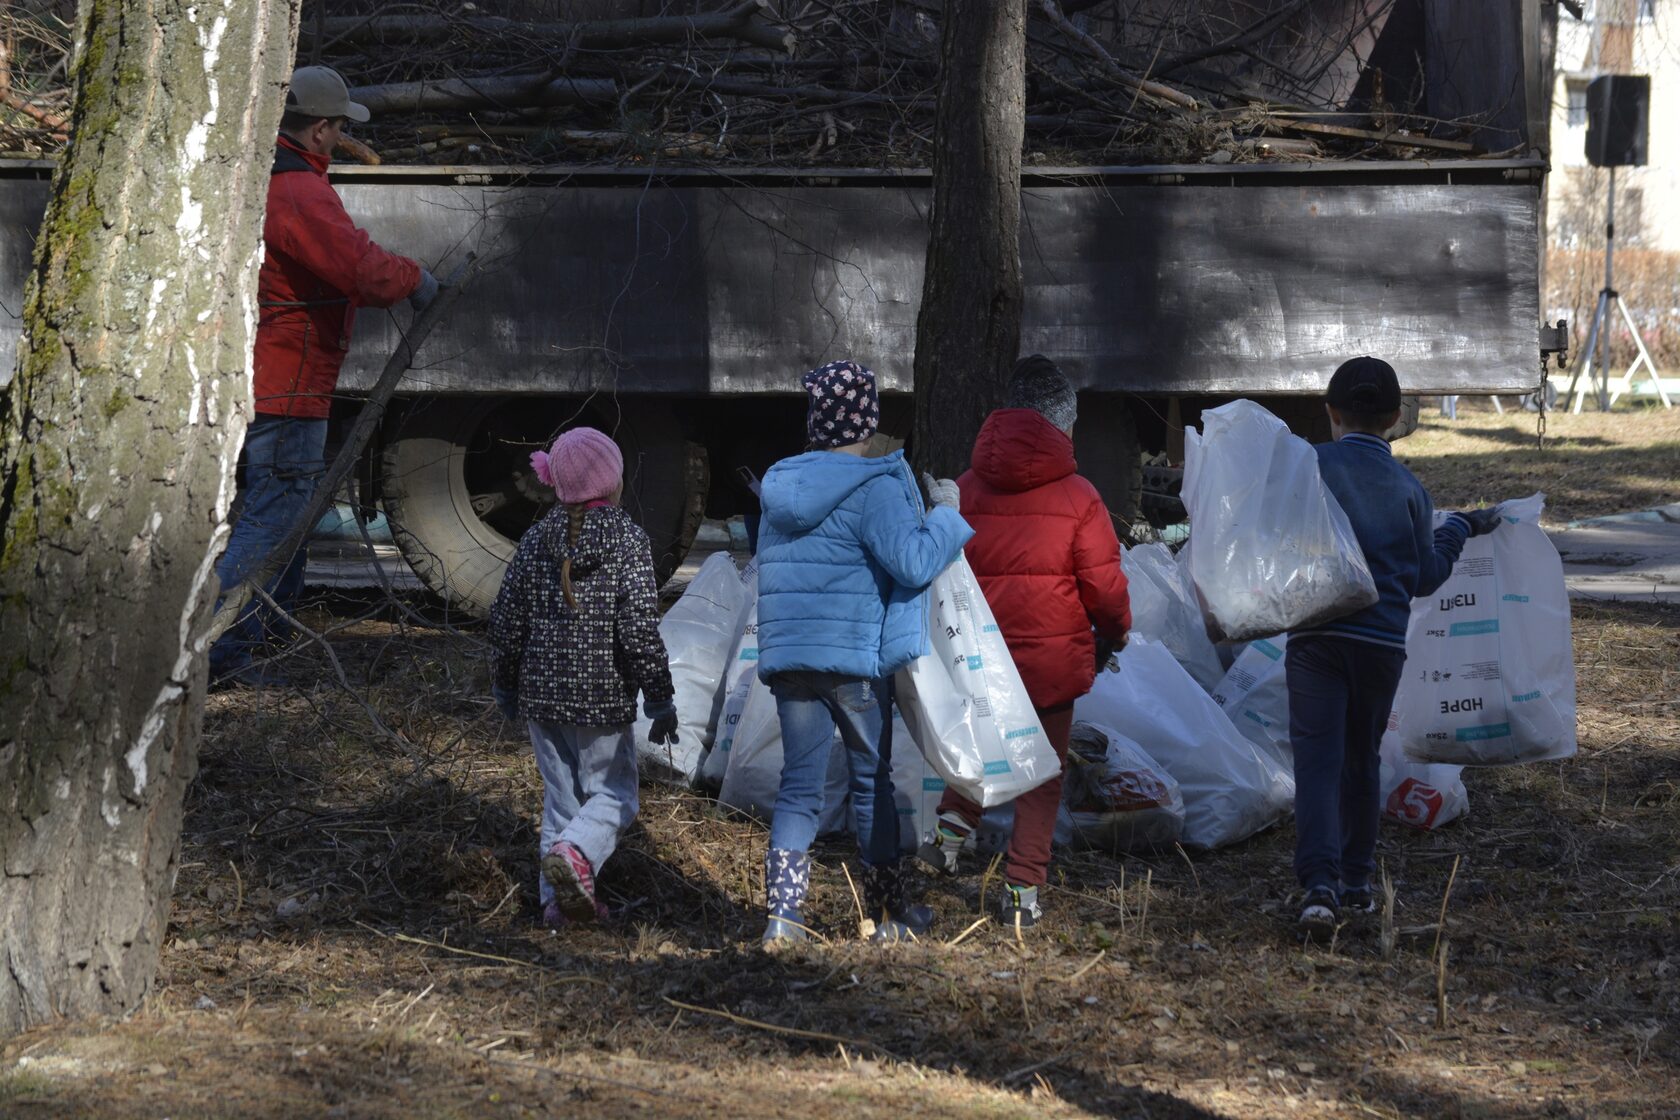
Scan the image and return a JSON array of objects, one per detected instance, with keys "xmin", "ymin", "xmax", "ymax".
[
  {"xmin": 1268, "ymin": 118, "xmax": 1479, "ymax": 154},
  {"xmin": 351, "ymin": 75, "xmax": 617, "ymax": 116},
  {"xmin": 305, "ymin": 0, "xmax": 794, "ymax": 55},
  {"xmin": 334, "ymin": 134, "xmax": 381, "ymax": 165}
]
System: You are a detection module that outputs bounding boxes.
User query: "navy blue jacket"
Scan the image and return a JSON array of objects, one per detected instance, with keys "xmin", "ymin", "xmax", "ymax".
[
  {"xmin": 1295, "ymin": 432, "xmax": 1469, "ymax": 649},
  {"xmin": 755, "ymin": 449, "xmax": 972, "ymax": 680}
]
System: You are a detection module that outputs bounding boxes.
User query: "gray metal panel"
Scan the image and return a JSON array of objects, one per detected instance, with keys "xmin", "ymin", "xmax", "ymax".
[{"xmin": 0, "ymin": 172, "xmax": 1539, "ymax": 395}]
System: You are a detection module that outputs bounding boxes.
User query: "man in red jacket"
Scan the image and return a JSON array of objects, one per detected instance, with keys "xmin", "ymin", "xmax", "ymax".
[
  {"xmin": 916, "ymin": 355, "xmax": 1132, "ymax": 931},
  {"xmin": 210, "ymin": 67, "xmax": 436, "ymax": 685}
]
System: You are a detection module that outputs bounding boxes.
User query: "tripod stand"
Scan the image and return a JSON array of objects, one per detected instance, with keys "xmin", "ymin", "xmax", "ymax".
[{"xmin": 1565, "ymin": 166, "xmax": 1672, "ymax": 412}]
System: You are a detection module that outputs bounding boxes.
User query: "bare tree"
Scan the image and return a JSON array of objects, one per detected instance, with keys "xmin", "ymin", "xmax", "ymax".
[
  {"xmin": 0, "ymin": 0, "xmax": 300, "ymax": 1037},
  {"xmin": 910, "ymin": 0, "xmax": 1029, "ymax": 477}
]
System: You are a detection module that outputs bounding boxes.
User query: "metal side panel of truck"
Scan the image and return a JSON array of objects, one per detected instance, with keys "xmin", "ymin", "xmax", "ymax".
[{"xmin": 0, "ymin": 159, "xmax": 1544, "ymax": 612}]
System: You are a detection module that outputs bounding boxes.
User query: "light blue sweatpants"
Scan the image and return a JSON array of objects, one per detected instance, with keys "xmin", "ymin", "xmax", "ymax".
[{"xmin": 529, "ymin": 721, "xmax": 640, "ymax": 906}]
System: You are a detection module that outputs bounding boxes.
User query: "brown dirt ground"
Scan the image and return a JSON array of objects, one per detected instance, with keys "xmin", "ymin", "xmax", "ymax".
[{"xmin": 3, "ymin": 423, "xmax": 1679, "ymax": 1120}]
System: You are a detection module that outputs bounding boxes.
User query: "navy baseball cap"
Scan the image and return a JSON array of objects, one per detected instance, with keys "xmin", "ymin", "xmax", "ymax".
[{"xmin": 1326, "ymin": 356, "xmax": 1402, "ymax": 413}]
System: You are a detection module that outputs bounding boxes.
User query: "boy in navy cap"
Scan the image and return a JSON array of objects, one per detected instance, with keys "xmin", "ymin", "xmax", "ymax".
[{"xmin": 1288, "ymin": 357, "xmax": 1500, "ymax": 940}]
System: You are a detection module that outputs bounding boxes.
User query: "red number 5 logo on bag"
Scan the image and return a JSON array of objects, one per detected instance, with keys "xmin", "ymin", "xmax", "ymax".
[{"xmin": 1386, "ymin": 778, "xmax": 1443, "ymax": 828}]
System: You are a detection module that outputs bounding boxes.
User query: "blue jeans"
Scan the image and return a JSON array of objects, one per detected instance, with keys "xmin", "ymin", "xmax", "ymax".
[
  {"xmin": 1287, "ymin": 635, "xmax": 1407, "ymax": 894},
  {"xmin": 768, "ymin": 671, "xmax": 899, "ymax": 865},
  {"xmin": 529, "ymin": 721, "xmax": 640, "ymax": 906},
  {"xmin": 209, "ymin": 414, "xmax": 328, "ymax": 675}
]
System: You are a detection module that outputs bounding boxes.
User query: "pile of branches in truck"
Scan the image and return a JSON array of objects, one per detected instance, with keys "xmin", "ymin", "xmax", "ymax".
[{"xmin": 1, "ymin": 0, "xmax": 1527, "ymax": 167}]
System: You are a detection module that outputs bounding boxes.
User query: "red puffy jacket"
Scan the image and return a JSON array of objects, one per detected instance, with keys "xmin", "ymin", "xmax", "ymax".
[
  {"xmin": 253, "ymin": 135, "xmax": 421, "ymax": 418},
  {"xmin": 958, "ymin": 408, "xmax": 1131, "ymax": 709}
]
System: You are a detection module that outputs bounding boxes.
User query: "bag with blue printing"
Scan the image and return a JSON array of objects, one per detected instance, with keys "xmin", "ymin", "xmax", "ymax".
[
  {"xmin": 1398, "ymin": 494, "xmax": 1576, "ymax": 766},
  {"xmin": 894, "ymin": 555, "xmax": 1062, "ymax": 808}
]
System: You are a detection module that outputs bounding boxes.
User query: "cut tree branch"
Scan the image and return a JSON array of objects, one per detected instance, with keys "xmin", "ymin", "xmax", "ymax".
[
  {"xmin": 1035, "ymin": 0, "xmax": 1199, "ymax": 111},
  {"xmin": 351, "ymin": 76, "xmax": 616, "ymax": 116}
]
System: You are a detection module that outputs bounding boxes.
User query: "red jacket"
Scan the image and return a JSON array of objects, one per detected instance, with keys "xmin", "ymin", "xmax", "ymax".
[
  {"xmin": 958, "ymin": 409, "xmax": 1131, "ymax": 709},
  {"xmin": 253, "ymin": 135, "xmax": 420, "ymax": 418}
]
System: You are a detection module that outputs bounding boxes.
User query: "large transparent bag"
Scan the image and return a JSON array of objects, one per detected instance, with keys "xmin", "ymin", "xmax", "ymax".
[
  {"xmin": 696, "ymin": 562, "xmax": 761, "ymax": 789},
  {"xmin": 1397, "ymin": 494, "xmax": 1576, "ymax": 766},
  {"xmin": 1379, "ymin": 727, "xmax": 1469, "ymax": 830},
  {"xmin": 1209, "ymin": 634, "xmax": 1292, "ymax": 769},
  {"xmin": 634, "ymin": 552, "xmax": 748, "ymax": 782},
  {"xmin": 1061, "ymin": 722, "xmax": 1185, "ymax": 851},
  {"xmin": 1074, "ymin": 638, "xmax": 1294, "ymax": 849},
  {"xmin": 895, "ymin": 556, "xmax": 1062, "ymax": 808},
  {"xmin": 1122, "ymin": 543, "xmax": 1225, "ymax": 692},
  {"xmin": 1183, "ymin": 399, "xmax": 1377, "ymax": 640}
]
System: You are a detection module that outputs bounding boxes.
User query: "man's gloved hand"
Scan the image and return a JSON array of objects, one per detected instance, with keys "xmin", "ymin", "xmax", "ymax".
[
  {"xmin": 1458, "ymin": 508, "xmax": 1503, "ymax": 537},
  {"xmin": 491, "ymin": 682, "xmax": 519, "ymax": 722},
  {"xmin": 921, "ymin": 472, "xmax": 961, "ymax": 510},
  {"xmin": 646, "ymin": 700, "xmax": 679, "ymax": 746},
  {"xmin": 409, "ymin": 268, "xmax": 439, "ymax": 312}
]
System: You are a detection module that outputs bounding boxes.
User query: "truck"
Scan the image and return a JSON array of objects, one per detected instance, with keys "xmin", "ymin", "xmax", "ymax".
[{"xmin": 0, "ymin": 0, "xmax": 1561, "ymax": 614}]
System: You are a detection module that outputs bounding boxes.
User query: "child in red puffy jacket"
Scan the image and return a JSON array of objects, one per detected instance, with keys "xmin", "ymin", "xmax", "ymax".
[{"xmin": 915, "ymin": 355, "xmax": 1131, "ymax": 932}]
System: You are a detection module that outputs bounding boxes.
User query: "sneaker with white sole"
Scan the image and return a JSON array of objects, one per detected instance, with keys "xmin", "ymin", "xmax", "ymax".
[
  {"xmin": 1340, "ymin": 884, "xmax": 1377, "ymax": 914},
  {"xmin": 914, "ymin": 813, "xmax": 972, "ymax": 878},
  {"xmin": 1297, "ymin": 886, "xmax": 1340, "ymax": 942},
  {"xmin": 997, "ymin": 883, "xmax": 1043, "ymax": 934}
]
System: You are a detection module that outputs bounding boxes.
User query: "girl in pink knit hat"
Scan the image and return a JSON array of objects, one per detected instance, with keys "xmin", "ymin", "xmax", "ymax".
[{"xmin": 487, "ymin": 427, "xmax": 679, "ymax": 927}]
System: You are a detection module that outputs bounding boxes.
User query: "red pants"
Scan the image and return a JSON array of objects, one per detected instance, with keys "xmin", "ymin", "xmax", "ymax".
[{"xmin": 936, "ymin": 702, "xmax": 1074, "ymax": 887}]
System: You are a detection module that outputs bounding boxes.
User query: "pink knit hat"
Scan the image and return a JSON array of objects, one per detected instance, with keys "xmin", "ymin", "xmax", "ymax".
[{"xmin": 529, "ymin": 427, "xmax": 623, "ymax": 505}]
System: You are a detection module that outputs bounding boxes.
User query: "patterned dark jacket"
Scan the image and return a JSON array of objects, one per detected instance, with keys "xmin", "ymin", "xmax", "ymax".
[{"xmin": 489, "ymin": 504, "xmax": 674, "ymax": 727}]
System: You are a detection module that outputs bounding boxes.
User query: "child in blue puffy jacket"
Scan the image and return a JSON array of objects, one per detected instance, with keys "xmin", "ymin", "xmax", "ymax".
[{"xmin": 753, "ymin": 360, "xmax": 972, "ymax": 945}]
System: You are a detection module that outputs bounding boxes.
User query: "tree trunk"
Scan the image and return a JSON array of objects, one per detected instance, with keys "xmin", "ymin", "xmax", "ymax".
[
  {"xmin": 0, "ymin": 0, "xmax": 300, "ymax": 1038},
  {"xmin": 910, "ymin": 0, "xmax": 1027, "ymax": 478}
]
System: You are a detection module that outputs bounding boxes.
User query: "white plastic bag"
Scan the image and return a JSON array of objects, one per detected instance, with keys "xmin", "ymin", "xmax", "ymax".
[
  {"xmin": 888, "ymin": 711, "xmax": 945, "ymax": 851},
  {"xmin": 895, "ymin": 556, "xmax": 1062, "ymax": 808},
  {"xmin": 1210, "ymin": 634, "xmax": 1292, "ymax": 768},
  {"xmin": 696, "ymin": 562, "xmax": 760, "ymax": 789},
  {"xmin": 634, "ymin": 552, "xmax": 748, "ymax": 782},
  {"xmin": 1122, "ymin": 543, "xmax": 1225, "ymax": 692},
  {"xmin": 1074, "ymin": 638, "xmax": 1294, "ymax": 849},
  {"xmin": 1061, "ymin": 722, "xmax": 1185, "ymax": 851},
  {"xmin": 1397, "ymin": 494, "xmax": 1576, "ymax": 766},
  {"xmin": 1379, "ymin": 727, "xmax": 1469, "ymax": 830},
  {"xmin": 1183, "ymin": 399, "xmax": 1377, "ymax": 640}
]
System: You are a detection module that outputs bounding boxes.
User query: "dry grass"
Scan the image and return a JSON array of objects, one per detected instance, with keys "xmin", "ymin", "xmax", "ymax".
[
  {"xmin": 2, "ymin": 591, "xmax": 1676, "ymax": 1119},
  {"xmin": 1394, "ymin": 401, "xmax": 1680, "ymax": 525}
]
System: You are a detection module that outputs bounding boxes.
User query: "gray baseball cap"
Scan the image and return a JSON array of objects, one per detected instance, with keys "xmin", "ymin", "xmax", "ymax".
[{"xmin": 286, "ymin": 66, "xmax": 369, "ymax": 123}]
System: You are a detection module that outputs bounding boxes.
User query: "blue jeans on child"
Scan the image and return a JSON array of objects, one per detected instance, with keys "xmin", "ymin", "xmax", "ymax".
[
  {"xmin": 208, "ymin": 414, "xmax": 328, "ymax": 676},
  {"xmin": 529, "ymin": 721, "xmax": 639, "ymax": 906},
  {"xmin": 1287, "ymin": 635, "xmax": 1407, "ymax": 894},
  {"xmin": 767, "ymin": 671, "xmax": 899, "ymax": 866}
]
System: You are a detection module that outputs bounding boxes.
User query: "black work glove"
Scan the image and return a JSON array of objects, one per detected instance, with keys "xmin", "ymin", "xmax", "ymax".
[
  {"xmin": 1458, "ymin": 508, "xmax": 1503, "ymax": 537},
  {"xmin": 491, "ymin": 682, "xmax": 519, "ymax": 722},
  {"xmin": 646, "ymin": 700, "xmax": 679, "ymax": 746},
  {"xmin": 1094, "ymin": 634, "xmax": 1122, "ymax": 676}
]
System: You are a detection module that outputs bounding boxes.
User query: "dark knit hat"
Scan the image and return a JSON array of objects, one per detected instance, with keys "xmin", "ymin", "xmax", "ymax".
[
  {"xmin": 1327, "ymin": 356, "xmax": 1402, "ymax": 414},
  {"xmin": 1007, "ymin": 354, "xmax": 1078, "ymax": 432},
  {"xmin": 802, "ymin": 360, "xmax": 880, "ymax": 448}
]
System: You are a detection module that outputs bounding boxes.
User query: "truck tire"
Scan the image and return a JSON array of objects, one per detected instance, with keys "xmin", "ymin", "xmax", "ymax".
[
  {"xmin": 1073, "ymin": 393, "xmax": 1142, "ymax": 542},
  {"xmin": 380, "ymin": 398, "xmax": 706, "ymax": 616}
]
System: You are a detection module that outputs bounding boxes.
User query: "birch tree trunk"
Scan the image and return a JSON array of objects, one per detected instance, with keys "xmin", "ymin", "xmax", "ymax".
[
  {"xmin": 0, "ymin": 0, "xmax": 300, "ymax": 1037},
  {"xmin": 910, "ymin": 0, "xmax": 1028, "ymax": 477}
]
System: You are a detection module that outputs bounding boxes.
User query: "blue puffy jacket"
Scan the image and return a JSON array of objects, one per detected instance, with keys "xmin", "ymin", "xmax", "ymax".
[{"xmin": 756, "ymin": 449, "xmax": 973, "ymax": 681}]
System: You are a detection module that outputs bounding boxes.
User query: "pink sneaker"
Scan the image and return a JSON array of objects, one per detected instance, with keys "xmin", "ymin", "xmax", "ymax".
[{"xmin": 542, "ymin": 841, "xmax": 607, "ymax": 923}]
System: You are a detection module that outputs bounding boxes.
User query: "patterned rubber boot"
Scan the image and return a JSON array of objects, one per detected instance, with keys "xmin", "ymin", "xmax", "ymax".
[
  {"xmin": 542, "ymin": 840, "xmax": 608, "ymax": 923},
  {"xmin": 763, "ymin": 848, "xmax": 812, "ymax": 945},
  {"xmin": 861, "ymin": 860, "xmax": 934, "ymax": 943},
  {"xmin": 915, "ymin": 812, "xmax": 972, "ymax": 878}
]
